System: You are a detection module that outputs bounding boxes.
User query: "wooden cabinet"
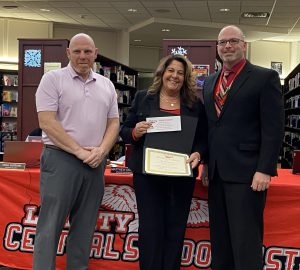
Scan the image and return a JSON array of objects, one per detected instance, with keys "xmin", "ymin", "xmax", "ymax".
[
  {"xmin": 0, "ymin": 70, "xmax": 18, "ymax": 152},
  {"xmin": 281, "ymin": 63, "xmax": 300, "ymax": 168}
]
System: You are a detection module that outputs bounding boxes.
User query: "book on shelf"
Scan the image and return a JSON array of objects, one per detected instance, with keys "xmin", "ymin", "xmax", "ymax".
[
  {"xmin": 102, "ymin": 66, "xmax": 111, "ymax": 79},
  {"xmin": 1, "ymin": 121, "xmax": 17, "ymax": 132},
  {"xmin": 2, "ymin": 74, "xmax": 18, "ymax": 86},
  {"xmin": 125, "ymin": 75, "xmax": 136, "ymax": 87},
  {"xmin": 116, "ymin": 89, "xmax": 130, "ymax": 104},
  {"xmin": 117, "ymin": 66, "xmax": 125, "ymax": 84},
  {"xmin": 118, "ymin": 107, "xmax": 129, "ymax": 123},
  {"xmin": 2, "ymin": 90, "xmax": 18, "ymax": 102},
  {"xmin": 1, "ymin": 104, "xmax": 17, "ymax": 117}
]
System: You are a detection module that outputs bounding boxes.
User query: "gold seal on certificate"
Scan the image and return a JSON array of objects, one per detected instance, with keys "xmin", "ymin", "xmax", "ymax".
[{"xmin": 144, "ymin": 147, "xmax": 192, "ymax": 177}]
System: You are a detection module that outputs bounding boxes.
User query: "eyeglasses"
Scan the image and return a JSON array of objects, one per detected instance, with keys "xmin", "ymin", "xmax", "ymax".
[{"xmin": 217, "ymin": 38, "xmax": 244, "ymax": 46}]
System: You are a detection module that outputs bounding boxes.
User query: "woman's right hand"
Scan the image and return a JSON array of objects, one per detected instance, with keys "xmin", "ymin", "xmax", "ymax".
[{"xmin": 134, "ymin": 121, "xmax": 152, "ymax": 139}]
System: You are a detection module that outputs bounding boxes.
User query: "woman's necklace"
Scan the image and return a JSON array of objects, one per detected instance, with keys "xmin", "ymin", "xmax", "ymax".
[{"xmin": 160, "ymin": 92, "xmax": 180, "ymax": 107}]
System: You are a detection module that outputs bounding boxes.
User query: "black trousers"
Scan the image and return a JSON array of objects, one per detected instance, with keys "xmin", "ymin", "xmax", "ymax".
[
  {"xmin": 208, "ymin": 168, "xmax": 266, "ymax": 270},
  {"xmin": 133, "ymin": 173, "xmax": 195, "ymax": 270}
]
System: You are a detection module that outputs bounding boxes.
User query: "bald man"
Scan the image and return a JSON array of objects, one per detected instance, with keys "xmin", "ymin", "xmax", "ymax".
[
  {"xmin": 202, "ymin": 25, "xmax": 284, "ymax": 270},
  {"xmin": 33, "ymin": 33, "xmax": 119, "ymax": 269}
]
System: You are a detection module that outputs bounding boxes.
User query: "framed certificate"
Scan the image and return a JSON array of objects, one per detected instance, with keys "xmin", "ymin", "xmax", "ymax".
[{"xmin": 143, "ymin": 147, "xmax": 192, "ymax": 177}]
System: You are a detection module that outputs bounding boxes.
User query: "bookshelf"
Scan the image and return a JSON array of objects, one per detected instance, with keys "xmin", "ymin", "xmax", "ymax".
[
  {"xmin": 0, "ymin": 70, "xmax": 18, "ymax": 152},
  {"xmin": 281, "ymin": 63, "xmax": 300, "ymax": 168},
  {"xmin": 94, "ymin": 55, "xmax": 138, "ymax": 160}
]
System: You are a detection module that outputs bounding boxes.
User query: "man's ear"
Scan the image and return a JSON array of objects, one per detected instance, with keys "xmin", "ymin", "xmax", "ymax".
[
  {"xmin": 66, "ymin": 48, "xmax": 71, "ymax": 60},
  {"xmin": 94, "ymin": 48, "xmax": 98, "ymax": 59}
]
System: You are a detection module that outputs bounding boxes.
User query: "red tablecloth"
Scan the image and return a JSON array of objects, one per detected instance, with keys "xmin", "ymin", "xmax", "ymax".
[{"xmin": 0, "ymin": 168, "xmax": 299, "ymax": 269}]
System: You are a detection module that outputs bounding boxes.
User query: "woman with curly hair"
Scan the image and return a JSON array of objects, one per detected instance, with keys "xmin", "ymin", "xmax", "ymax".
[{"xmin": 120, "ymin": 54, "xmax": 207, "ymax": 270}]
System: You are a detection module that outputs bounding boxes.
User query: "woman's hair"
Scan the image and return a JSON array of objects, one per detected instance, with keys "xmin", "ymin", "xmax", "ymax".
[{"xmin": 148, "ymin": 54, "xmax": 199, "ymax": 108}]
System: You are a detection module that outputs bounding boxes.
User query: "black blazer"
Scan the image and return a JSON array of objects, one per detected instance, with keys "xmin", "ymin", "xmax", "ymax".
[
  {"xmin": 120, "ymin": 90, "xmax": 208, "ymax": 176},
  {"xmin": 203, "ymin": 61, "xmax": 284, "ymax": 183}
]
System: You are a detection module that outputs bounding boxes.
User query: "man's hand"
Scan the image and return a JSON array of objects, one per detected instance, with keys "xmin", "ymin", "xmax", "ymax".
[
  {"xmin": 251, "ymin": 171, "xmax": 271, "ymax": 191},
  {"xmin": 74, "ymin": 148, "xmax": 92, "ymax": 162},
  {"xmin": 200, "ymin": 164, "xmax": 209, "ymax": 187},
  {"xmin": 83, "ymin": 147, "xmax": 106, "ymax": 168}
]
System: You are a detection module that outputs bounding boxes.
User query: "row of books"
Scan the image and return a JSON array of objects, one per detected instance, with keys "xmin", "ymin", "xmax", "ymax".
[
  {"xmin": 2, "ymin": 90, "xmax": 18, "ymax": 102},
  {"xmin": 1, "ymin": 74, "xmax": 18, "ymax": 87},
  {"xmin": 286, "ymin": 115, "xmax": 300, "ymax": 128},
  {"xmin": 116, "ymin": 90, "xmax": 131, "ymax": 104},
  {"xmin": 287, "ymin": 72, "xmax": 300, "ymax": 92},
  {"xmin": 118, "ymin": 107, "xmax": 129, "ymax": 123},
  {"xmin": 286, "ymin": 95, "xmax": 300, "ymax": 109},
  {"xmin": 284, "ymin": 131, "xmax": 300, "ymax": 147},
  {"xmin": 93, "ymin": 62, "xmax": 136, "ymax": 87},
  {"xmin": 1, "ymin": 121, "xmax": 17, "ymax": 132},
  {"xmin": 1, "ymin": 104, "xmax": 17, "ymax": 117}
]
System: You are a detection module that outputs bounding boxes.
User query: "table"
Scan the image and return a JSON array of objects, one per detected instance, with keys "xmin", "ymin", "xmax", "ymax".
[{"xmin": 0, "ymin": 168, "xmax": 299, "ymax": 269}]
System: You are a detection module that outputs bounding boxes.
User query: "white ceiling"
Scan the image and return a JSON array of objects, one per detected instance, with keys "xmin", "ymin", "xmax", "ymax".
[{"xmin": 0, "ymin": 0, "xmax": 299, "ymax": 47}]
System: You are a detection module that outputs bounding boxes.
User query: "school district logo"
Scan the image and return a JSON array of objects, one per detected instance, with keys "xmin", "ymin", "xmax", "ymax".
[{"xmin": 101, "ymin": 184, "xmax": 209, "ymax": 230}]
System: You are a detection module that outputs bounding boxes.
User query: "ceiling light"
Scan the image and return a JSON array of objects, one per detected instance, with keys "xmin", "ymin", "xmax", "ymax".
[
  {"xmin": 241, "ymin": 12, "xmax": 269, "ymax": 18},
  {"xmin": 128, "ymin": 8, "xmax": 137, "ymax": 12},
  {"xmin": 2, "ymin": 5, "xmax": 18, "ymax": 9},
  {"xmin": 40, "ymin": 8, "xmax": 51, "ymax": 12},
  {"xmin": 220, "ymin": 8, "xmax": 230, "ymax": 12},
  {"xmin": 162, "ymin": 28, "xmax": 170, "ymax": 32},
  {"xmin": 134, "ymin": 39, "xmax": 142, "ymax": 42},
  {"xmin": 79, "ymin": 14, "xmax": 88, "ymax": 19}
]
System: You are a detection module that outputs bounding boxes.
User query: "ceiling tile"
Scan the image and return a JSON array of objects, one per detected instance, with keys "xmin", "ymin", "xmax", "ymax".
[
  {"xmin": 147, "ymin": 7, "xmax": 181, "ymax": 18},
  {"xmin": 110, "ymin": 1, "xmax": 144, "ymax": 8},
  {"xmin": 100, "ymin": 13, "xmax": 129, "ymax": 23},
  {"xmin": 142, "ymin": 1, "xmax": 176, "ymax": 8},
  {"xmin": 174, "ymin": 1, "xmax": 208, "ymax": 8},
  {"xmin": 180, "ymin": 13, "xmax": 211, "ymax": 21},
  {"xmin": 17, "ymin": 2, "xmax": 53, "ymax": 9},
  {"xmin": 86, "ymin": 7, "xmax": 119, "ymax": 14},
  {"xmin": 68, "ymin": 13, "xmax": 99, "ymax": 20},
  {"xmin": 48, "ymin": 1, "xmax": 82, "ymax": 8},
  {"xmin": 79, "ymin": 2, "xmax": 112, "ymax": 8},
  {"xmin": 56, "ymin": 7, "xmax": 91, "ymax": 14}
]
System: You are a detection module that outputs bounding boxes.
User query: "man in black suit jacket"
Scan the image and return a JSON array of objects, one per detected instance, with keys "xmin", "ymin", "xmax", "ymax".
[{"xmin": 202, "ymin": 25, "xmax": 284, "ymax": 270}]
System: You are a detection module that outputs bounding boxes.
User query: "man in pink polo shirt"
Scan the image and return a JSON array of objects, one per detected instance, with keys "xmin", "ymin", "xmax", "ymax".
[{"xmin": 33, "ymin": 33, "xmax": 119, "ymax": 270}]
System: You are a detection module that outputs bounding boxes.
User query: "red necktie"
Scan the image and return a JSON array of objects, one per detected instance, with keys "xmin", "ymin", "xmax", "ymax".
[{"xmin": 215, "ymin": 71, "xmax": 231, "ymax": 117}]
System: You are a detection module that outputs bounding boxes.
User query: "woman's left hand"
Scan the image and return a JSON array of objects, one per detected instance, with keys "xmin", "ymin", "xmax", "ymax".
[{"xmin": 187, "ymin": 152, "xmax": 201, "ymax": 169}]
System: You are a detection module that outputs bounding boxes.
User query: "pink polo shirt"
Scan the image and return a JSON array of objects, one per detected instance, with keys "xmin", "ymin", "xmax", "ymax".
[{"xmin": 36, "ymin": 64, "xmax": 119, "ymax": 147}]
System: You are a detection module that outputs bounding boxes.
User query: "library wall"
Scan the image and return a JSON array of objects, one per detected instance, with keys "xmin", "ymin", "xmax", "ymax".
[
  {"xmin": 0, "ymin": 18, "xmax": 52, "ymax": 63},
  {"xmin": 129, "ymin": 45, "xmax": 161, "ymax": 72},
  {"xmin": 249, "ymin": 40, "xmax": 290, "ymax": 79},
  {"xmin": 0, "ymin": 19, "xmax": 4, "ymax": 59},
  {"xmin": 53, "ymin": 25, "xmax": 119, "ymax": 62},
  {"xmin": 291, "ymin": 41, "xmax": 300, "ymax": 71}
]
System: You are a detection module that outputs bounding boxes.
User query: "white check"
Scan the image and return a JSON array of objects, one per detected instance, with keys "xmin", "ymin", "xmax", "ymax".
[{"xmin": 146, "ymin": 116, "xmax": 181, "ymax": 133}]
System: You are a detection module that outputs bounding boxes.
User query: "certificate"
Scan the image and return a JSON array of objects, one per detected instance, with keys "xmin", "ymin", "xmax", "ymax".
[
  {"xmin": 143, "ymin": 147, "xmax": 192, "ymax": 177},
  {"xmin": 146, "ymin": 116, "xmax": 181, "ymax": 133}
]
